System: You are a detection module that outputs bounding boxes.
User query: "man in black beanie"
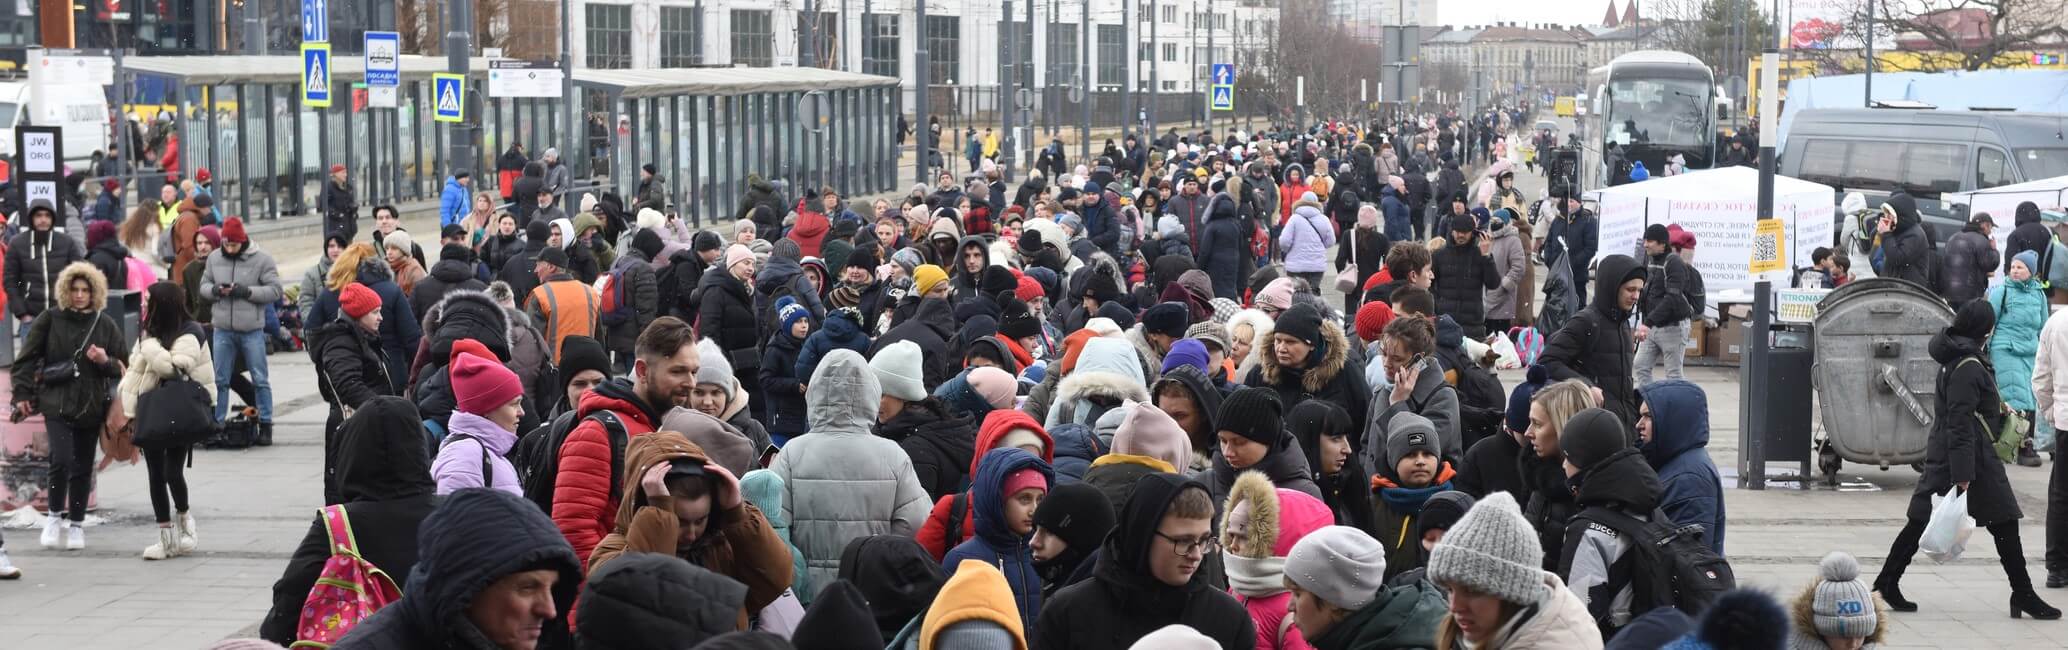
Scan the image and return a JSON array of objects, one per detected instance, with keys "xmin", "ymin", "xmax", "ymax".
[
  {"xmin": 1202, "ymin": 387, "xmax": 1320, "ymax": 502},
  {"xmin": 412, "ymin": 242, "xmax": 487, "ymax": 312},
  {"xmin": 1129, "ymin": 302, "xmax": 1192, "ymax": 371},
  {"xmin": 999, "ymin": 298, "xmax": 1044, "ymax": 360},
  {"xmin": 1636, "ymin": 222, "xmax": 1701, "ymax": 387},
  {"xmin": 1031, "ymin": 482, "xmax": 1118, "ymax": 598},
  {"xmin": 500, "ymin": 219, "xmax": 556, "ymax": 300},
  {"xmin": 1095, "ymin": 300, "xmax": 1136, "ymax": 331},
  {"xmin": 1558, "ymin": 406, "xmax": 1667, "ymax": 636},
  {"xmin": 1387, "ymin": 490, "xmax": 1476, "ymax": 588}
]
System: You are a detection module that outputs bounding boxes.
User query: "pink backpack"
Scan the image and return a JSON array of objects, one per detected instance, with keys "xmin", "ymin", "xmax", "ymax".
[
  {"xmin": 292, "ymin": 505, "xmax": 401, "ymax": 648},
  {"xmin": 123, "ymin": 257, "xmax": 156, "ymax": 295},
  {"xmin": 1510, "ymin": 326, "xmax": 1546, "ymax": 367}
]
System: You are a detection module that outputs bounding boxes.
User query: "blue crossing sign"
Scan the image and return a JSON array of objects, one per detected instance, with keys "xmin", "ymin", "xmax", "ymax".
[
  {"xmin": 1209, "ymin": 62, "xmax": 1235, "ymax": 112},
  {"xmin": 301, "ymin": 0, "xmax": 328, "ymax": 43},
  {"xmin": 1210, "ymin": 85, "xmax": 1234, "ymax": 112},
  {"xmin": 433, "ymin": 73, "xmax": 466, "ymax": 123},
  {"xmin": 301, "ymin": 43, "xmax": 332, "ymax": 108}
]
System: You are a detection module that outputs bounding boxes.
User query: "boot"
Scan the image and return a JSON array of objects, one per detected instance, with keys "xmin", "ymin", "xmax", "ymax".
[
  {"xmin": 2013, "ymin": 589, "xmax": 2063, "ymax": 619},
  {"xmin": 1874, "ymin": 578, "xmax": 1918, "ymax": 612},
  {"xmin": 2019, "ymin": 440, "xmax": 2044, "ymax": 467},
  {"xmin": 39, "ymin": 513, "xmax": 63, "ymax": 549},
  {"xmin": 174, "ymin": 511, "xmax": 197, "ymax": 553},
  {"xmin": 257, "ymin": 421, "xmax": 273, "ymax": 447},
  {"xmin": 142, "ymin": 526, "xmax": 178, "ymax": 560},
  {"xmin": 2049, "ymin": 571, "xmax": 2068, "ymax": 589}
]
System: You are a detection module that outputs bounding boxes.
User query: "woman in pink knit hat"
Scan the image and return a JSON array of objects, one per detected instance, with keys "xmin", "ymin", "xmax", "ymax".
[{"xmin": 430, "ymin": 343, "xmax": 527, "ymax": 495}]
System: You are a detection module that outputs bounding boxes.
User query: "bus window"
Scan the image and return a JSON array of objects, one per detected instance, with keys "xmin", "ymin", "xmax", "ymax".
[
  {"xmin": 1797, "ymin": 138, "xmax": 1849, "ymax": 187},
  {"xmin": 1903, "ymin": 143, "xmax": 1965, "ymax": 197},
  {"xmin": 1849, "ymin": 141, "xmax": 1904, "ymax": 192},
  {"xmin": 1977, "ymin": 147, "xmax": 2013, "ymax": 189},
  {"xmin": 2019, "ymin": 148, "xmax": 2068, "ymax": 179}
]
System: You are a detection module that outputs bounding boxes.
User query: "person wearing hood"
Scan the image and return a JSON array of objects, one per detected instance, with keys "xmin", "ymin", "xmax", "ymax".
[
  {"xmin": 754, "ymin": 239, "xmax": 827, "ymax": 344},
  {"xmin": 1370, "ymin": 412, "xmax": 1459, "ymax": 579},
  {"xmin": 1031, "ymin": 481, "xmax": 1117, "ymax": 600},
  {"xmin": 571, "ymin": 212, "xmax": 615, "ymax": 282},
  {"xmin": 1283, "ymin": 526, "xmax": 1449, "ymax": 649},
  {"xmin": 549, "ymin": 317, "xmax": 696, "ymax": 566},
  {"xmin": 737, "ymin": 173, "xmax": 785, "ymax": 233},
  {"xmin": 839, "ymin": 534, "xmax": 947, "ymax": 642},
  {"xmin": 916, "ymin": 408, "xmax": 1054, "ymax": 559},
  {"xmin": 1033, "ymin": 473, "xmax": 1254, "ymax": 649},
  {"xmin": 759, "ymin": 296, "xmax": 815, "ymax": 443},
  {"xmin": 1992, "ymin": 250, "xmax": 2048, "ymax": 466},
  {"xmin": 15, "ymin": 262, "xmax": 125, "ymax": 552},
  {"xmin": 1873, "ymin": 299, "xmax": 2058, "ymax": 619},
  {"xmin": 770, "ymin": 348, "xmax": 933, "ymax": 598},
  {"xmin": 688, "ymin": 340, "xmax": 776, "ymax": 467},
  {"xmin": 1788, "ymin": 553, "xmax": 1888, "ymax": 650},
  {"xmin": 260, "ymin": 397, "xmax": 441, "ymax": 644},
  {"xmin": 1221, "ymin": 472, "xmax": 1336, "ymax": 650},
  {"xmin": 1636, "ymin": 380, "xmax": 1725, "ymax": 554},
  {"xmin": 1202, "ymin": 387, "xmax": 1321, "ymax": 506},
  {"xmin": 576, "ymin": 552, "xmax": 747, "ymax": 648},
  {"xmin": 1538, "ymin": 254, "xmax": 1646, "ymax": 432},
  {"xmin": 1278, "ymin": 164, "xmax": 1314, "ymax": 225},
  {"xmin": 416, "ymin": 243, "xmax": 489, "ymax": 314},
  {"xmin": 1279, "ymin": 192, "xmax": 1336, "ymax": 291},
  {"xmin": 83, "ymin": 221, "xmax": 131, "ymax": 291},
  {"xmin": 1047, "ymin": 335, "xmax": 1152, "ymax": 431},
  {"xmin": 2005, "ymin": 200, "xmax": 2051, "ymax": 277},
  {"xmin": 1194, "ymin": 190, "xmax": 1250, "ymax": 300},
  {"xmin": 1427, "ymin": 492, "xmax": 1603, "ymax": 650},
  {"xmin": 514, "ymin": 161, "xmax": 547, "ymax": 225},
  {"xmin": 332, "ymin": 488, "xmax": 584, "ymax": 649},
  {"xmin": 587, "ymin": 432, "xmax": 794, "ymax": 629},
  {"xmin": 1556, "ymin": 408, "xmax": 1663, "ymax": 636},
  {"xmin": 1085, "ymin": 401, "xmax": 1193, "ymax": 514},
  {"xmin": 949, "ymin": 233, "xmax": 995, "ymax": 297},
  {"xmin": 7, "ymin": 201, "xmax": 88, "ymax": 331},
  {"xmin": 1153, "ymin": 364, "xmax": 1225, "ymax": 472},
  {"xmin": 942, "ymin": 448, "xmax": 1055, "ymax": 630},
  {"xmin": 1875, "ymin": 192, "xmax": 1935, "ymax": 287},
  {"xmin": 1482, "ymin": 209, "xmax": 1529, "ymax": 335},
  {"xmin": 1247, "ymin": 303, "xmax": 1367, "ymax": 443},
  {"xmin": 432, "ymin": 351, "xmax": 529, "ymax": 496}
]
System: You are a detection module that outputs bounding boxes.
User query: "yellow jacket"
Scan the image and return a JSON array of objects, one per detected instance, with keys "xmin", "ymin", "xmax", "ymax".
[{"xmin": 982, "ymin": 133, "xmax": 1001, "ymax": 159}]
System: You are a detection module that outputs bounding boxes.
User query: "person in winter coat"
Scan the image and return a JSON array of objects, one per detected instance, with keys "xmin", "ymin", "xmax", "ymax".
[
  {"xmin": 6, "ymin": 201, "xmax": 88, "ymax": 330},
  {"xmin": 1482, "ymin": 209, "xmax": 1529, "ymax": 334},
  {"xmin": 871, "ymin": 293, "xmax": 959, "ymax": 391},
  {"xmin": 736, "ymin": 174, "xmax": 785, "ymax": 232},
  {"xmin": 1788, "ymin": 552, "xmax": 1888, "ymax": 650},
  {"xmin": 634, "ymin": 165, "xmax": 667, "ymax": 214},
  {"xmin": 1153, "ymin": 364, "xmax": 1224, "ymax": 473},
  {"xmin": 1456, "ymin": 367, "xmax": 1549, "ymax": 501},
  {"xmin": 1428, "ymin": 492, "xmax": 1603, "ymax": 650},
  {"xmin": 1222, "ymin": 472, "xmax": 1336, "ymax": 650},
  {"xmin": 1287, "ymin": 398, "xmax": 1378, "ymax": 537},
  {"xmin": 770, "ymin": 349, "xmax": 933, "ymax": 598},
  {"xmin": 430, "ymin": 352, "xmax": 528, "ymax": 496},
  {"xmin": 409, "ymin": 289, "xmax": 524, "ymax": 434},
  {"xmin": 1279, "ymin": 165, "xmax": 1314, "ymax": 224},
  {"xmin": 840, "ymin": 535, "xmax": 947, "ymax": 642},
  {"xmin": 1032, "ymin": 473, "xmax": 1255, "ymax": 649},
  {"xmin": 915, "ymin": 408, "xmax": 1055, "ymax": 560},
  {"xmin": 259, "ymin": 397, "xmax": 440, "ymax": 644},
  {"xmin": 1556, "ymin": 408, "xmax": 1663, "ymax": 636},
  {"xmin": 1084, "ymin": 401, "xmax": 1193, "ymax": 515},
  {"xmin": 1279, "ymin": 193, "xmax": 1336, "ymax": 290},
  {"xmin": 1993, "ymin": 251, "xmax": 2048, "ymax": 466},
  {"xmin": 513, "ymin": 161, "xmax": 547, "ymax": 225},
  {"xmin": 82, "ymin": 221, "xmax": 130, "ymax": 292},
  {"xmin": 1369, "ymin": 412, "xmax": 1460, "ymax": 579},
  {"xmin": 870, "ymin": 340, "xmax": 979, "ymax": 502},
  {"xmin": 941, "ymin": 448, "xmax": 1055, "ymax": 631},
  {"xmin": 1636, "ymin": 380, "xmax": 1725, "ymax": 553},
  {"xmin": 439, "ymin": 172, "xmax": 472, "ymax": 228},
  {"xmin": 690, "ymin": 340, "xmax": 777, "ymax": 464},
  {"xmin": 1939, "ymin": 214, "xmax": 2000, "ymax": 306},
  {"xmin": 1379, "ymin": 184, "xmax": 1413, "ymax": 245},
  {"xmin": 795, "ymin": 305, "xmax": 872, "ymax": 381},
  {"xmin": 2006, "ymin": 201, "xmax": 2052, "ymax": 276},
  {"xmin": 116, "ymin": 282, "xmax": 215, "ymax": 560},
  {"xmin": 1336, "ymin": 204, "xmax": 1390, "ymax": 316},
  {"xmin": 1246, "ymin": 303, "xmax": 1367, "ymax": 444},
  {"xmin": 759, "ymin": 296, "xmax": 813, "ymax": 443},
  {"xmin": 1201, "ymin": 388, "xmax": 1322, "ymax": 505},
  {"xmin": 587, "ymin": 432, "xmax": 795, "ymax": 628},
  {"xmin": 603, "ymin": 230, "xmax": 664, "ymax": 372},
  {"xmin": 310, "ymin": 283, "xmax": 396, "ymax": 504},
  {"xmin": 1430, "ymin": 218, "xmax": 1501, "ymax": 339},
  {"xmin": 548, "ymin": 317, "xmax": 696, "ymax": 567},
  {"xmin": 1873, "ymin": 299, "xmax": 2060, "ymax": 619},
  {"xmin": 1542, "ymin": 197, "xmax": 1599, "ymax": 307},
  {"xmin": 14, "ymin": 262, "xmax": 123, "ymax": 551},
  {"xmin": 743, "ymin": 470, "xmax": 812, "ymax": 611},
  {"xmin": 413, "ymin": 244, "xmax": 488, "ymax": 315},
  {"xmin": 1538, "ymin": 254, "xmax": 1647, "ymax": 433},
  {"xmin": 1633, "ymin": 225, "xmax": 1703, "ymax": 387},
  {"xmin": 331, "ymin": 489, "xmax": 584, "ymax": 650},
  {"xmin": 381, "ymin": 230, "xmax": 428, "ymax": 298},
  {"xmin": 1366, "ymin": 314, "xmax": 1463, "ymax": 468},
  {"xmin": 313, "ymin": 246, "xmax": 421, "ymax": 398},
  {"xmin": 575, "ymin": 552, "xmax": 748, "ymax": 648},
  {"xmin": 699, "ymin": 245, "xmax": 763, "ymax": 397},
  {"xmin": 752, "ymin": 242, "xmax": 828, "ymax": 348},
  {"xmin": 1196, "ymin": 192, "xmax": 1250, "ymax": 300},
  {"xmin": 1030, "ymin": 481, "xmax": 1116, "ymax": 600},
  {"xmin": 201, "ymin": 219, "xmax": 283, "ymax": 437},
  {"xmin": 1047, "ymin": 335, "xmax": 1152, "ymax": 431},
  {"xmin": 1283, "ymin": 526, "xmax": 1449, "ymax": 649},
  {"xmin": 1876, "ymin": 192, "xmax": 1935, "ymax": 287}
]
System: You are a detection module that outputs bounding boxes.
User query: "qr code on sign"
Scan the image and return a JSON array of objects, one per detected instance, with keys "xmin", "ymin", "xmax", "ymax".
[{"xmin": 1753, "ymin": 234, "xmax": 1778, "ymax": 262}]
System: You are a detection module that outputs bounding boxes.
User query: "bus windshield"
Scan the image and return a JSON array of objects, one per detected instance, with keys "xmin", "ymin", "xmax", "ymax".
[{"xmin": 1603, "ymin": 78, "xmax": 1711, "ymax": 149}]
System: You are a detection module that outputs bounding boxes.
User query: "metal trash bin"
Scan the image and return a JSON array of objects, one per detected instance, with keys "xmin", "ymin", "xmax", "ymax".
[{"xmin": 1810, "ymin": 278, "xmax": 1949, "ymax": 478}]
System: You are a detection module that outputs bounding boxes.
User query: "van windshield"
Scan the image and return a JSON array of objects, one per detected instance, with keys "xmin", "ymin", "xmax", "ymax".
[{"xmin": 2018, "ymin": 148, "xmax": 2068, "ymax": 180}]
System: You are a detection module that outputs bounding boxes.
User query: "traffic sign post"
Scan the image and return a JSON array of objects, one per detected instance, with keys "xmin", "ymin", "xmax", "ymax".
[
  {"xmin": 1209, "ymin": 62, "xmax": 1234, "ymax": 113},
  {"xmin": 433, "ymin": 74, "xmax": 467, "ymax": 123},
  {"xmin": 302, "ymin": 0, "xmax": 328, "ymax": 43},
  {"xmin": 301, "ymin": 43, "xmax": 332, "ymax": 108}
]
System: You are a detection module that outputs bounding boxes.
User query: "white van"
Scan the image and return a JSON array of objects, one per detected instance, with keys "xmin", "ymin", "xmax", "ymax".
[{"xmin": 0, "ymin": 81, "xmax": 112, "ymax": 167}]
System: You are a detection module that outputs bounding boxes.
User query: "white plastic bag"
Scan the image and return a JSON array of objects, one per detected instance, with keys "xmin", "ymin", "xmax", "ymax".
[
  {"xmin": 1920, "ymin": 488, "xmax": 1975, "ymax": 563},
  {"xmin": 1490, "ymin": 333, "xmax": 1522, "ymax": 370}
]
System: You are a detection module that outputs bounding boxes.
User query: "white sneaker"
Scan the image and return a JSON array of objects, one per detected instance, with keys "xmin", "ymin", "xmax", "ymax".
[
  {"xmin": 64, "ymin": 525, "xmax": 84, "ymax": 551},
  {"xmin": 175, "ymin": 512, "xmax": 197, "ymax": 553},
  {"xmin": 143, "ymin": 527, "xmax": 176, "ymax": 561},
  {"xmin": 39, "ymin": 514, "xmax": 62, "ymax": 549},
  {"xmin": 0, "ymin": 547, "xmax": 19, "ymax": 579}
]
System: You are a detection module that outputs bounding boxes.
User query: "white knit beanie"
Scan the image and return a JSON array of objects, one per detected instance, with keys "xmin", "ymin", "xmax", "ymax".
[
  {"xmin": 1425, "ymin": 491, "xmax": 1547, "ymax": 606},
  {"xmin": 870, "ymin": 340, "xmax": 927, "ymax": 402},
  {"xmin": 1285, "ymin": 526, "xmax": 1389, "ymax": 611},
  {"xmin": 1127, "ymin": 624, "xmax": 1220, "ymax": 650}
]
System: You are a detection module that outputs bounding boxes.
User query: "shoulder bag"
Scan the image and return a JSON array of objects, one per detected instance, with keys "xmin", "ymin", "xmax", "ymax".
[{"xmin": 37, "ymin": 315, "xmax": 99, "ymax": 385}]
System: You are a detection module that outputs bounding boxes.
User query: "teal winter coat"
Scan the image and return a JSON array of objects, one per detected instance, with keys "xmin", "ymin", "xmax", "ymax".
[
  {"xmin": 1990, "ymin": 277, "xmax": 2048, "ymax": 412},
  {"xmin": 740, "ymin": 469, "xmax": 812, "ymax": 606}
]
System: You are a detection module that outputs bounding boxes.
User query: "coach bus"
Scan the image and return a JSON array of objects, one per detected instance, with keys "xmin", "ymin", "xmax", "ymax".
[{"xmin": 1580, "ymin": 50, "xmax": 1718, "ymax": 190}]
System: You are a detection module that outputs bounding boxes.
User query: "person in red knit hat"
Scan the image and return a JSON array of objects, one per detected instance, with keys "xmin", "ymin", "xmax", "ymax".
[
  {"xmin": 1355, "ymin": 300, "xmax": 1396, "ymax": 347},
  {"xmin": 312, "ymin": 281, "xmax": 394, "ymax": 504},
  {"xmin": 431, "ymin": 345, "xmax": 527, "ymax": 496}
]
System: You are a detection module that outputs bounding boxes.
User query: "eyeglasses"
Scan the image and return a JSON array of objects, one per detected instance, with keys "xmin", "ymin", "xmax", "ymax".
[{"xmin": 1155, "ymin": 531, "xmax": 1221, "ymax": 556}]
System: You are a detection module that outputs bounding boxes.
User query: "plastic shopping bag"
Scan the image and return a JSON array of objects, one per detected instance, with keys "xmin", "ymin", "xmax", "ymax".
[
  {"xmin": 1490, "ymin": 332, "xmax": 1523, "ymax": 370},
  {"xmin": 1920, "ymin": 488, "xmax": 1975, "ymax": 563}
]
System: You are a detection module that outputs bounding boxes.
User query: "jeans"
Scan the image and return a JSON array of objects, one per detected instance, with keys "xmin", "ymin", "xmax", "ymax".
[
  {"xmin": 143, "ymin": 446, "xmax": 190, "ymax": 523},
  {"xmin": 214, "ymin": 329, "xmax": 273, "ymax": 422},
  {"xmin": 46, "ymin": 415, "xmax": 95, "ymax": 523},
  {"xmin": 1633, "ymin": 322, "xmax": 1687, "ymax": 386}
]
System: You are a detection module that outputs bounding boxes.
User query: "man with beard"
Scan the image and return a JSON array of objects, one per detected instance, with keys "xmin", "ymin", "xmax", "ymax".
[{"xmin": 549, "ymin": 317, "xmax": 701, "ymax": 566}]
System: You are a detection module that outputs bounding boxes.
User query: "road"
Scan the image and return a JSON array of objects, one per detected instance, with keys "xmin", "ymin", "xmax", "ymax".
[{"xmin": 2, "ymin": 120, "xmax": 2060, "ymax": 649}]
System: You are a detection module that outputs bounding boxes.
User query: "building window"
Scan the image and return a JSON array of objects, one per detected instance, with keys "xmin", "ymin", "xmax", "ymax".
[
  {"xmin": 1162, "ymin": 5, "xmax": 1176, "ymax": 24},
  {"xmin": 797, "ymin": 11, "xmax": 842, "ymax": 68},
  {"xmin": 925, "ymin": 15, "xmax": 960, "ymax": 83},
  {"xmin": 1163, "ymin": 43, "xmax": 1177, "ymax": 62},
  {"xmin": 998, "ymin": 20, "xmax": 1033, "ymax": 64},
  {"xmin": 1051, "ymin": 23, "xmax": 1078, "ymax": 83},
  {"xmin": 659, "ymin": 7, "xmax": 703, "ymax": 67},
  {"xmin": 731, "ymin": 9, "xmax": 774, "ymax": 67},
  {"xmin": 1140, "ymin": 2, "xmax": 1152, "ymax": 23},
  {"xmin": 1098, "ymin": 25, "xmax": 1126, "ymax": 87},
  {"xmin": 585, "ymin": 4, "xmax": 632, "ymax": 69},
  {"xmin": 863, "ymin": 14, "xmax": 900, "ymax": 77}
]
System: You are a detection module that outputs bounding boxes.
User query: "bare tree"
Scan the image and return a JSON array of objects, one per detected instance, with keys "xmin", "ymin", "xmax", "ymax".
[
  {"xmin": 1266, "ymin": 0, "xmax": 1381, "ymax": 119},
  {"xmin": 395, "ymin": 0, "xmax": 514, "ymax": 55},
  {"xmin": 1870, "ymin": 0, "xmax": 2068, "ymax": 70}
]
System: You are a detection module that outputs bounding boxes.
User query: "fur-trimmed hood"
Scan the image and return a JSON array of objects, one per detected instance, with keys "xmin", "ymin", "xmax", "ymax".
[
  {"xmin": 1224, "ymin": 308, "xmax": 1274, "ymax": 376},
  {"xmin": 421, "ymin": 288, "xmax": 514, "ymax": 363},
  {"xmin": 54, "ymin": 261, "xmax": 108, "ymax": 312},
  {"xmin": 1222, "ymin": 471, "xmax": 1280, "ymax": 560},
  {"xmin": 1046, "ymin": 337, "xmax": 1151, "ymax": 430},
  {"xmin": 1256, "ymin": 317, "xmax": 1351, "ymax": 393},
  {"xmin": 1790, "ymin": 583, "xmax": 1887, "ymax": 648}
]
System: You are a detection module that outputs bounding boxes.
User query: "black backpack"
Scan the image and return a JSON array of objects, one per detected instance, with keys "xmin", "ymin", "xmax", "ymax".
[
  {"xmin": 1571, "ymin": 506, "xmax": 1735, "ymax": 618},
  {"xmin": 1452, "ymin": 361, "xmax": 1507, "ymax": 450},
  {"xmin": 517, "ymin": 410, "xmax": 630, "ymax": 514}
]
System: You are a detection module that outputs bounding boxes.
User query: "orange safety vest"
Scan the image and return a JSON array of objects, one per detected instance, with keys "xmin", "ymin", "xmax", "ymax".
[{"xmin": 530, "ymin": 279, "xmax": 599, "ymax": 362}]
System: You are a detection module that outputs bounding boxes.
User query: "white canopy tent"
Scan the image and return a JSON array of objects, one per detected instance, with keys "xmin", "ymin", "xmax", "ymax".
[
  {"xmin": 1583, "ymin": 166, "xmax": 1837, "ymax": 296},
  {"xmin": 1947, "ymin": 175, "xmax": 2068, "ymax": 252}
]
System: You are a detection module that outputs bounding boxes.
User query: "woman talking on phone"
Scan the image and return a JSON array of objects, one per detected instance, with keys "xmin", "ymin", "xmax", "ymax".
[
  {"xmin": 14, "ymin": 263, "xmax": 128, "ymax": 551},
  {"xmin": 1363, "ymin": 314, "xmax": 1462, "ymax": 469}
]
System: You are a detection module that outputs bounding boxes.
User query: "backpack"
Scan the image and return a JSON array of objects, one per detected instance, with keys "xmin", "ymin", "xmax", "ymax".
[
  {"xmin": 943, "ymin": 490, "xmax": 971, "ymax": 547},
  {"xmin": 1450, "ymin": 361, "xmax": 1507, "ymax": 449},
  {"xmin": 654, "ymin": 251, "xmax": 698, "ymax": 320},
  {"xmin": 291, "ymin": 505, "xmax": 402, "ymax": 648},
  {"xmin": 517, "ymin": 411, "xmax": 631, "ymax": 514},
  {"xmin": 597, "ymin": 260, "xmax": 636, "ymax": 326},
  {"xmin": 1573, "ymin": 506, "xmax": 1735, "ymax": 618}
]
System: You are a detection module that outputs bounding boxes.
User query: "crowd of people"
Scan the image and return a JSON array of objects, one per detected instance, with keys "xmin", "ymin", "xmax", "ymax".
[{"xmin": 0, "ymin": 102, "xmax": 2043, "ymax": 650}]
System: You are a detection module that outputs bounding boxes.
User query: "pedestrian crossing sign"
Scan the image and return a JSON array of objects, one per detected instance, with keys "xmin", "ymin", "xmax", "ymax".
[
  {"xmin": 1211, "ymin": 85, "xmax": 1234, "ymax": 112},
  {"xmin": 433, "ymin": 73, "xmax": 466, "ymax": 123},
  {"xmin": 301, "ymin": 43, "xmax": 332, "ymax": 108}
]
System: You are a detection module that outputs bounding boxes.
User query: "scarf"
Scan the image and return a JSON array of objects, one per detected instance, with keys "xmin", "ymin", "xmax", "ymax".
[
  {"xmin": 1376, "ymin": 479, "xmax": 1453, "ymax": 514},
  {"xmin": 1224, "ymin": 554, "xmax": 1288, "ymax": 598}
]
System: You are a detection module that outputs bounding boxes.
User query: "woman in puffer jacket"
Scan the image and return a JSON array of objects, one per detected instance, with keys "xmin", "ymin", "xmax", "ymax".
[
  {"xmin": 429, "ymin": 351, "xmax": 526, "ymax": 496},
  {"xmin": 1278, "ymin": 192, "xmax": 1337, "ymax": 291},
  {"xmin": 118, "ymin": 281, "xmax": 216, "ymax": 560},
  {"xmin": 1992, "ymin": 250, "xmax": 2049, "ymax": 465},
  {"xmin": 1222, "ymin": 471, "xmax": 1336, "ymax": 650}
]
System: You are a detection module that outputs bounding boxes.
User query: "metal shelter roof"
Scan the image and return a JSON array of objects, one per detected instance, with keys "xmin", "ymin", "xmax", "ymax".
[
  {"xmin": 119, "ymin": 55, "xmax": 494, "ymax": 86},
  {"xmin": 572, "ymin": 67, "xmax": 899, "ymax": 98}
]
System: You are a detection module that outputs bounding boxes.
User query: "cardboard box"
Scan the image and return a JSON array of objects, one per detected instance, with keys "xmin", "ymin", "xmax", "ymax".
[
  {"xmin": 1685, "ymin": 320, "xmax": 1707, "ymax": 358},
  {"xmin": 1716, "ymin": 319, "xmax": 1746, "ymax": 364}
]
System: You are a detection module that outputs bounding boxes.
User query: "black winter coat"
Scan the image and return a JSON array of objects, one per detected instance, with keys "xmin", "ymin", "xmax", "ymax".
[
  {"xmin": 1430, "ymin": 233, "xmax": 1501, "ymax": 338},
  {"xmin": 1880, "ymin": 193, "xmax": 1935, "ymax": 288},
  {"xmin": 1538, "ymin": 255, "xmax": 1646, "ymax": 432},
  {"xmin": 1454, "ymin": 431, "xmax": 1528, "ymax": 500},
  {"xmin": 1336, "ymin": 227, "xmax": 1390, "ymax": 296},
  {"xmin": 512, "ymin": 162, "xmax": 546, "ymax": 226},
  {"xmin": 758, "ymin": 329, "xmax": 809, "ymax": 438},
  {"xmin": 1638, "ymin": 251, "xmax": 1703, "ymax": 328},
  {"xmin": 1519, "ymin": 451, "xmax": 1578, "ymax": 572},
  {"xmin": 479, "ymin": 233, "xmax": 523, "ymax": 278},
  {"xmin": 874, "ymin": 398, "xmax": 978, "ymax": 502},
  {"xmin": 261, "ymin": 397, "xmax": 440, "ymax": 645},
  {"xmin": 12, "ymin": 304, "xmax": 125, "ymax": 422},
  {"xmin": 694, "ymin": 270, "xmax": 760, "ymax": 374},
  {"xmin": 5, "ymin": 228, "xmax": 86, "ymax": 319},
  {"xmin": 1912, "ymin": 331, "xmax": 2021, "ymax": 525},
  {"xmin": 497, "ymin": 241, "xmax": 547, "ymax": 302},
  {"xmin": 1195, "ymin": 194, "xmax": 1248, "ymax": 300},
  {"xmin": 869, "ymin": 297, "xmax": 958, "ymax": 391},
  {"xmin": 85, "ymin": 240, "xmax": 130, "ymax": 292},
  {"xmin": 411, "ymin": 259, "xmax": 486, "ymax": 319},
  {"xmin": 1939, "ymin": 229, "xmax": 1999, "ymax": 307},
  {"xmin": 603, "ymin": 249, "xmax": 660, "ymax": 354},
  {"xmin": 310, "ymin": 317, "xmax": 394, "ymax": 411}
]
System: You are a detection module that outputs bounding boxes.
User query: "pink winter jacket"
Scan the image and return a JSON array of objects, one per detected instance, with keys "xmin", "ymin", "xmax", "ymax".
[{"xmin": 1222, "ymin": 475, "xmax": 1338, "ymax": 650}]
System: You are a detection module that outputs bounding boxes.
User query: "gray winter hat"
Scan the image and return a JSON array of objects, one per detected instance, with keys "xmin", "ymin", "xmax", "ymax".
[
  {"xmin": 1426, "ymin": 492, "xmax": 1547, "ymax": 606},
  {"xmin": 1812, "ymin": 552, "xmax": 1879, "ymax": 638},
  {"xmin": 1285, "ymin": 526, "xmax": 1389, "ymax": 611}
]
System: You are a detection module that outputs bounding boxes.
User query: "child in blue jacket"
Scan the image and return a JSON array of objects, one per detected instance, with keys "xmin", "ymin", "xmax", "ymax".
[{"xmin": 941, "ymin": 447, "xmax": 1054, "ymax": 631}]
